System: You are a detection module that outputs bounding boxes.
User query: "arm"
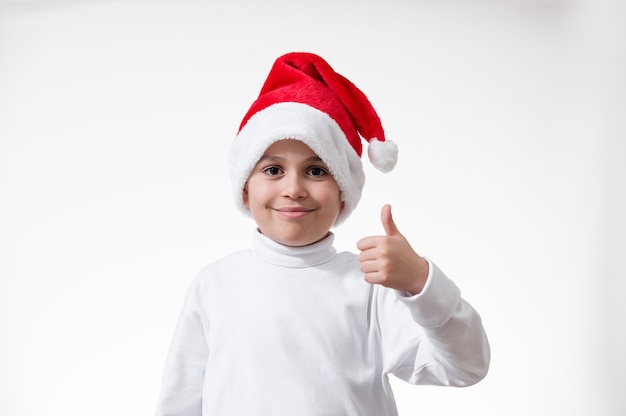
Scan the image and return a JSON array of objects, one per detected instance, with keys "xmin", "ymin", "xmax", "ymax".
[
  {"xmin": 390, "ymin": 259, "xmax": 490, "ymax": 386},
  {"xmin": 155, "ymin": 280, "xmax": 208, "ymax": 416},
  {"xmin": 358, "ymin": 205, "xmax": 490, "ymax": 386}
]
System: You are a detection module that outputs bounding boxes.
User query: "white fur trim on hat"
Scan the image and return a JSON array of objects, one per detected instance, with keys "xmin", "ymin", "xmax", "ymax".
[{"xmin": 229, "ymin": 102, "xmax": 365, "ymax": 226}]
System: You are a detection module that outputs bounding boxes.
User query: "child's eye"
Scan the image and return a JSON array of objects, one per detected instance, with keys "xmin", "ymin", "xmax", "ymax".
[
  {"xmin": 307, "ymin": 166, "xmax": 328, "ymax": 177},
  {"xmin": 262, "ymin": 166, "xmax": 283, "ymax": 176}
]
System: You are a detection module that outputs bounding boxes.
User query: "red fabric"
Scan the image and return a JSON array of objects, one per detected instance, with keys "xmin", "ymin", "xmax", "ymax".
[{"xmin": 238, "ymin": 52, "xmax": 386, "ymax": 158}]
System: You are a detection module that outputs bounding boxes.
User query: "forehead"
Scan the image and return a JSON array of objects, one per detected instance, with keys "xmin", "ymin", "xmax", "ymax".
[{"xmin": 260, "ymin": 139, "xmax": 324, "ymax": 162}]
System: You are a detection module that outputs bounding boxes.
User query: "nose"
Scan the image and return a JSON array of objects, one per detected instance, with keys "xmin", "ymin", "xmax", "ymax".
[{"xmin": 283, "ymin": 172, "xmax": 307, "ymax": 199}]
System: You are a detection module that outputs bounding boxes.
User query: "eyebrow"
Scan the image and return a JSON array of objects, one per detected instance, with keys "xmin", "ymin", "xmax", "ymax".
[{"xmin": 258, "ymin": 154, "xmax": 324, "ymax": 163}]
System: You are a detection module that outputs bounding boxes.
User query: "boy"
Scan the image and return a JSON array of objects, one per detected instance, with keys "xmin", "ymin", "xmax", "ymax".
[{"xmin": 155, "ymin": 52, "xmax": 490, "ymax": 415}]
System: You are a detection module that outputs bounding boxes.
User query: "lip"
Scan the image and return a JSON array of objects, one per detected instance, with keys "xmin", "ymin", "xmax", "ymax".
[{"xmin": 273, "ymin": 206, "xmax": 315, "ymax": 219}]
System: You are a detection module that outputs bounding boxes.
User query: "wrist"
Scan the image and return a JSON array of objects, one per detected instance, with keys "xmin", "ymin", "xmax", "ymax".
[{"xmin": 406, "ymin": 257, "xmax": 430, "ymax": 296}]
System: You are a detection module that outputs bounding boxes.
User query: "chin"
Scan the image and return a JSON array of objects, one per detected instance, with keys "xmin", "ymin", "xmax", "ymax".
[
  {"xmin": 271, "ymin": 233, "xmax": 314, "ymax": 247},
  {"xmin": 288, "ymin": 233, "xmax": 330, "ymax": 247},
  {"xmin": 280, "ymin": 238, "xmax": 314, "ymax": 247}
]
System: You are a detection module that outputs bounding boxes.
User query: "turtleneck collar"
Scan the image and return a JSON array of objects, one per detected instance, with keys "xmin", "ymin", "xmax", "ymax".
[{"xmin": 250, "ymin": 229, "xmax": 337, "ymax": 268}]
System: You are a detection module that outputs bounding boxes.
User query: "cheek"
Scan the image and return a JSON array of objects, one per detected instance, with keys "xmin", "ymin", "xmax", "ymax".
[
  {"xmin": 321, "ymin": 188, "xmax": 343, "ymax": 213},
  {"xmin": 242, "ymin": 178, "xmax": 272, "ymax": 210}
]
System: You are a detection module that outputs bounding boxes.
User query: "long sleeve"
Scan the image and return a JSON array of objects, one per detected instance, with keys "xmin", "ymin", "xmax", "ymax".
[
  {"xmin": 377, "ymin": 258, "xmax": 490, "ymax": 387},
  {"xmin": 155, "ymin": 279, "xmax": 209, "ymax": 416}
]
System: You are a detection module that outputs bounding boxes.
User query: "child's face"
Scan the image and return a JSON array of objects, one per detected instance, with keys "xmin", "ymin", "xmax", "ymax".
[{"xmin": 243, "ymin": 139, "xmax": 344, "ymax": 247}]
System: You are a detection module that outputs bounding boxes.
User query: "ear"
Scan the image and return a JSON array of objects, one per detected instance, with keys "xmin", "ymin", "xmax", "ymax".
[{"xmin": 242, "ymin": 183, "xmax": 250, "ymax": 208}]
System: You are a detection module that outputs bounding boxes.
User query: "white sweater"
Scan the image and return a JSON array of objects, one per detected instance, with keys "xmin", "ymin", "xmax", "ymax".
[{"xmin": 155, "ymin": 231, "xmax": 490, "ymax": 416}]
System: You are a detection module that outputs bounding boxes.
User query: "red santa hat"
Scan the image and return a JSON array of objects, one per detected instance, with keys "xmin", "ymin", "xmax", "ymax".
[{"xmin": 229, "ymin": 51, "xmax": 398, "ymax": 225}]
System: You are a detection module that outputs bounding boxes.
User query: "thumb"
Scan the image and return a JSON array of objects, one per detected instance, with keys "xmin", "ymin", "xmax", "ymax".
[{"xmin": 381, "ymin": 204, "xmax": 400, "ymax": 236}]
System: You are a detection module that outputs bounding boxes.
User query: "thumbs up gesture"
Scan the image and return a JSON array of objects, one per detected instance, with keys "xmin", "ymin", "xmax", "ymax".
[{"xmin": 356, "ymin": 204, "xmax": 429, "ymax": 295}]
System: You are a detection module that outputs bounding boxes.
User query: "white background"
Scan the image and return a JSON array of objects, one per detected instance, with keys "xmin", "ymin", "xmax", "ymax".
[{"xmin": 1, "ymin": 0, "xmax": 624, "ymax": 415}]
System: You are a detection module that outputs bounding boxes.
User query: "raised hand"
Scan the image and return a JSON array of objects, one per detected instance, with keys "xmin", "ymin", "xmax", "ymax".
[{"xmin": 356, "ymin": 204, "xmax": 429, "ymax": 295}]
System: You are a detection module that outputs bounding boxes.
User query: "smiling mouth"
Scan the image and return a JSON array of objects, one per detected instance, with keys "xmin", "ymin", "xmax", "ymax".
[{"xmin": 274, "ymin": 207, "xmax": 314, "ymax": 219}]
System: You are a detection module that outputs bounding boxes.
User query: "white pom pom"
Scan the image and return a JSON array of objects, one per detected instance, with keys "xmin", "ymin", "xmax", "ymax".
[{"xmin": 367, "ymin": 138, "xmax": 398, "ymax": 173}]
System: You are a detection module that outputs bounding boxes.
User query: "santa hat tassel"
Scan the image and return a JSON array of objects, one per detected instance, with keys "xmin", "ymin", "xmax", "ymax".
[{"xmin": 368, "ymin": 138, "xmax": 398, "ymax": 173}]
